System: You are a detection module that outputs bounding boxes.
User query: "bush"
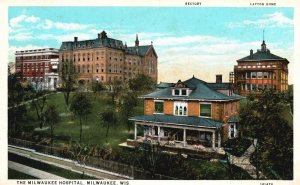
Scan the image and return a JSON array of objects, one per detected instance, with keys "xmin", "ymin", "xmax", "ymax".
[{"xmin": 223, "ymin": 138, "xmax": 251, "ymax": 157}]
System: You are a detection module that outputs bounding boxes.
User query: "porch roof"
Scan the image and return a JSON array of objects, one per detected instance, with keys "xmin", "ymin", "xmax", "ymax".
[{"xmin": 129, "ymin": 114, "xmax": 223, "ymax": 129}]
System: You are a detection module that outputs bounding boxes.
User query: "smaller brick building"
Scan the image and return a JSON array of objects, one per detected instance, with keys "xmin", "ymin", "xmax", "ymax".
[
  {"xmin": 126, "ymin": 76, "xmax": 243, "ymax": 154},
  {"xmin": 15, "ymin": 48, "xmax": 59, "ymax": 90},
  {"xmin": 234, "ymin": 40, "xmax": 289, "ymax": 96}
]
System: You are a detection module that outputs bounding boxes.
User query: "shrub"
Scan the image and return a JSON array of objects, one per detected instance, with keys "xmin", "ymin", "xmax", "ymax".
[{"xmin": 223, "ymin": 138, "xmax": 251, "ymax": 157}]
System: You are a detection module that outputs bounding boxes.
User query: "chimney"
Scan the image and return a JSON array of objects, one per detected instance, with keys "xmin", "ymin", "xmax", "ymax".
[
  {"xmin": 216, "ymin": 74, "xmax": 222, "ymax": 83},
  {"xmin": 74, "ymin": 37, "xmax": 78, "ymax": 42},
  {"xmin": 98, "ymin": 33, "xmax": 100, "ymax": 39},
  {"xmin": 250, "ymin": 49, "xmax": 253, "ymax": 58}
]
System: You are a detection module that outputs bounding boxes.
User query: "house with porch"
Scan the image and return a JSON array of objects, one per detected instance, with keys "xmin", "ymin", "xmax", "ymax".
[{"xmin": 123, "ymin": 75, "xmax": 243, "ymax": 156}]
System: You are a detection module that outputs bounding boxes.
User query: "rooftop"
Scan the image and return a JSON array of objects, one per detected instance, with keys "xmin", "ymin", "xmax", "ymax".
[
  {"xmin": 59, "ymin": 31, "xmax": 156, "ymax": 57},
  {"xmin": 129, "ymin": 114, "xmax": 223, "ymax": 128},
  {"xmin": 142, "ymin": 76, "xmax": 243, "ymax": 101},
  {"xmin": 237, "ymin": 40, "xmax": 289, "ymax": 64},
  {"xmin": 126, "ymin": 45, "xmax": 157, "ymax": 57}
]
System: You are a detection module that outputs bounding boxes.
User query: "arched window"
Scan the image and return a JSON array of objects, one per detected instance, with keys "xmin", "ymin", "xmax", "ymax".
[
  {"xmin": 179, "ymin": 106, "xmax": 183, "ymax": 115},
  {"xmin": 82, "ymin": 65, "xmax": 85, "ymax": 73},
  {"xmin": 83, "ymin": 53, "xmax": 86, "ymax": 61},
  {"xmin": 174, "ymin": 102, "xmax": 187, "ymax": 116},
  {"xmin": 175, "ymin": 106, "xmax": 178, "ymax": 115},
  {"xmin": 96, "ymin": 64, "xmax": 99, "ymax": 73}
]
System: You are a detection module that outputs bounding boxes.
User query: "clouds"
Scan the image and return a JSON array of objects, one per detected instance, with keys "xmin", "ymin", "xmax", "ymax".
[
  {"xmin": 155, "ymin": 36, "xmax": 293, "ymax": 83},
  {"xmin": 227, "ymin": 12, "xmax": 293, "ymax": 28},
  {"xmin": 10, "ymin": 15, "xmax": 40, "ymax": 28},
  {"xmin": 10, "ymin": 14, "xmax": 93, "ymax": 31},
  {"xmin": 9, "ymin": 32, "xmax": 33, "ymax": 41},
  {"xmin": 8, "ymin": 10, "xmax": 294, "ymax": 84},
  {"xmin": 9, "ymin": 14, "xmax": 95, "ymax": 41},
  {"xmin": 40, "ymin": 19, "xmax": 92, "ymax": 30}
]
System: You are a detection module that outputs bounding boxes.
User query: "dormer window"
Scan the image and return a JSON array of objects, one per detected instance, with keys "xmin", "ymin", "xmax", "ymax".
[
  {"xmin": 173, "ymin": 88, "xmax": 189, "ymax": 96},
  {"xmin": 173, "ymin": 80, "xmax": 190, "ymax": 96}
]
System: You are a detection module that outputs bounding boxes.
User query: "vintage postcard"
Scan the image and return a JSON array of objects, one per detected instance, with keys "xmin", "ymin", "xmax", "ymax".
[{"xmin": 1, "ymin": 0, "xmax": 299, "ymax": 185}]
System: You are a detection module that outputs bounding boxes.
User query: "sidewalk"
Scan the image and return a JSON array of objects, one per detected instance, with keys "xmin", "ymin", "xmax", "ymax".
[
  {"xmin": 8, "ymin": 145, "xmax": 131, "ymax": 180},
  {"xmin": 8, "ymin": 92, "xmax": 56, "ymax": 110},
  {"xmin": 228, "ymin": 144, "xmax": 265, "ymax": 179},
  {"xmin": 8, "ymin": 161, "xmax": 65, "ymax": 179}
]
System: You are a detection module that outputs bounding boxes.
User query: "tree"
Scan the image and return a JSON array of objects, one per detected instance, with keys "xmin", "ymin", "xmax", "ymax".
[
  {"xmin": 91, "ymin": 80, "xmax": 105, "ymax": 99},
  {"xmin": 109, "ymin": 80, "xmax": 123, "ymax": 105},
  {"xmin": 8, "ymin": 106, "xmax": 27, "ymax": 137},
  {"xmin": 118, "ymin": 92, "xmax": 138, "ymax": 131},
  {"xmin": 31, "ymin": 96, "xmax": 47, "ymax": 129},
  {"xmin": 44, "ymin": 104, "xmax": 60, "ymax": 153},
  {"xmin": 128, "ymin": 74, "xmax": 155, "ymax": 94},
  {"xmin": 99, "ymin": 108, "xmax": 116, "ymax": 143},
  {"xmin": 239, "ymin": 90, "xmax": 293, "ymax": 179},
  {"xmin": 135, "ymin": 142, "xmax": 162, "ymax": 179},
  {"xmin": 69, "ymin": 142, "xmax": 95, "ymax": 179},
  {"xmin": 70, "ymin": 93, "xmax": 92, "ymax": 143},
  {"xmin": 60, "ymin": 61, "xmax": 77, "ymax": 106},
  {"xmin": 8, "ymin": 72, "xmax": 28, "ymax": 136},
  {"xmin": 8, "ymin": 72, "xmax": 27, "ymax": 107}
]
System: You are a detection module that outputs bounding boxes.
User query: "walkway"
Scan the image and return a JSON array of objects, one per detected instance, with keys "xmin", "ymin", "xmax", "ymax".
[
  {"xmin": 8, "ymin": 145, "xmax": 131, "ymax": 180},
  {"xmin": 8, "ymin": 161, "xmax": 65, "ymax": 179},
  {"xmin": 8, "ymin": 92, "xmax": 57, "ymax": 110},
  {"xmin": 228, "ymin": 144, "xmax": 265, "ymax": 179}
]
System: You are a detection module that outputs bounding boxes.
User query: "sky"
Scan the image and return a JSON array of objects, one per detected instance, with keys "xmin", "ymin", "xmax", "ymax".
[{"xmin": 8, "ymin": 7, "xmax": 294, "ymax": 84}]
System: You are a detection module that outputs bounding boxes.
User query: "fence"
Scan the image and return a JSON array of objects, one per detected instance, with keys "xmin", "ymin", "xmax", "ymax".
[{"xmin": 8, "ymin": 137, "xmax": 179, "ymax": 180}]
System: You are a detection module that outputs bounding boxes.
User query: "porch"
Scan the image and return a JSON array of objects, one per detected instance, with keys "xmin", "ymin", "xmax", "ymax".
[{"xmin": 126, "ymin": 114, "xmax": 226, "ymax": 156}]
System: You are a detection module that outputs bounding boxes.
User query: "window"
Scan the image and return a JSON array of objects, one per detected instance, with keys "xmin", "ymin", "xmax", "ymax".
[
  {"xmin": 154, "ymin": 101, "xmax": 164, "ymax": 114},
  {"xmin": 200, "ymin": 103, "xmax": 211, "ymax": 117},
  {"xmin": 174, "ymin": 102, "xmax": 187, "ymax": 116},
  {"xmin": 229, "ymin": 123, "xmax": 237, "ymax": 138},
  {"xmin": 173, "ymin": 89, "xmax": 188, "ymax": 96},
  {"xmin": 263, "ymin": 72, "xmax": 268, "ymax": 79},
  {"xmin": 251, "ymin": 72, "xmax": 257, "ymax": 79},
  {"xmin": 251, "ymin": 84, "xmax": 257, "ymax": 91},
  {"xmin": 258, "ymin": 84, "xmax": 263, "ymax": 90},
  {"xmin": 257, "ymin": 72, "xmax": 262, "ymax": 79},
  {"xmin": 246, "ymin": 72, "xmax": 251, "ymax": 79}
]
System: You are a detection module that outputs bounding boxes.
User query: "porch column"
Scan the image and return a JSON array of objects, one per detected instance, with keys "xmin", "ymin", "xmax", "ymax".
[
  {"xmin": 158, "ymin": 126, "xmax": 161, "ymax": 142},
  {"xmin": 134, "ymin": 123, "xmax": 137, "ymax": 140},
  {"xmin": 218, "ymin": 131, "xmax": 221, "ymax": 148},
  {"xmin": 212, "ymin": 131, "xmax": 216, "ymax": 150},
  {"xmin": 183, "ymin": 128, "xmax": 186, "ymax": 147}
]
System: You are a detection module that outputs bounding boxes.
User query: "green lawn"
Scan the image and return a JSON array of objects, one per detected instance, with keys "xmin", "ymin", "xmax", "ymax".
[{"xmin": 25, "ymin": 92, "xmax": 141, "ymax": 150}]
